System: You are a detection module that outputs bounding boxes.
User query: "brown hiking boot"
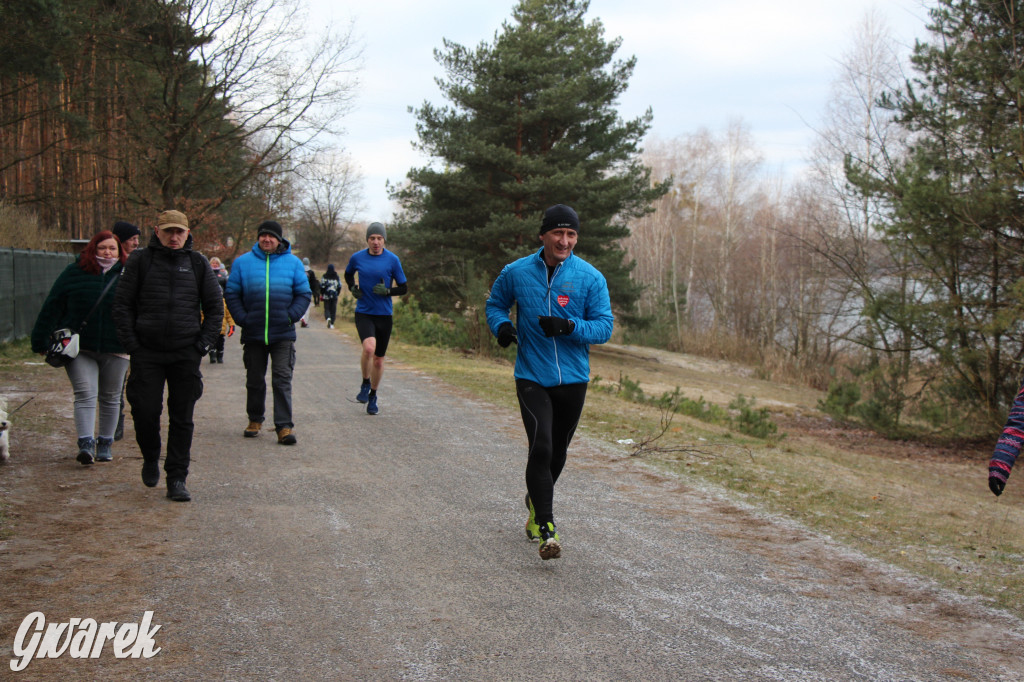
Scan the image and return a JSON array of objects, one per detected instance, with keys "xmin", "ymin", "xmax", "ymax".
[
  {"xmin": 243, "ymin": 421, "xmax": 262, "ymax": 438},
  {"xmin": 276, "ymin": 427, "xmax": 296, "ymax": 445}
]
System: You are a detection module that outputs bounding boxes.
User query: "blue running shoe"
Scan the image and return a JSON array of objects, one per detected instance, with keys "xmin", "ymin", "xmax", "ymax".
[
  {"xmin": 525, "ymin": 494, "xmax": 540, "ymax": 542},
  {"xmin": 356, "ymin": 382, "xmax": 371, "ymax": 403},
  {"xmin": 366, "ymin": 394, "xmax": 379, "ymax": 415}
]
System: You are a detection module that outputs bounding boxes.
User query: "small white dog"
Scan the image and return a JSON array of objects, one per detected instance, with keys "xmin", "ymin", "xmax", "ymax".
[{"xmin": 0, "ymin": 402, "xmax": 9, "ymax": 463}]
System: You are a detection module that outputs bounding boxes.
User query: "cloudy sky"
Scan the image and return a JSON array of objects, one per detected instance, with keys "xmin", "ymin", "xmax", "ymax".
[{"xmin": 307, "ymin": 0, "xmax": 932, "ymax": 222}]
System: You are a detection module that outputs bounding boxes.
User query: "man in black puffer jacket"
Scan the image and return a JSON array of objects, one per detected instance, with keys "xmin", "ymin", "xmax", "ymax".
[{"xmin": 113, "ymin": 209, "xmax": 223, "ymax": 502}]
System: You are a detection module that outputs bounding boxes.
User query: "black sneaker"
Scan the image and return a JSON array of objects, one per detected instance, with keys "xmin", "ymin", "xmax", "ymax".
[
  {"xmin": 142, "ymin": 459, "xmax": 160, "ymax": 488},
  {"xmin": 166, "ymin": 480, "xmax": 191, "ymax": 502}
]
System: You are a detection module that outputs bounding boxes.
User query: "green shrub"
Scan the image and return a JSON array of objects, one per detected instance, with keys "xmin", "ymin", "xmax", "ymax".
[
  {"xmin": 818, "ymin": 379, "xmax": 861, "ymax": 419},
  {"xmin": 393, "ymin": 297, "xmax": 467, "ymax": 348},
  {"xmin": 854, "ymin": 398, "xmax": 897, "ymax": 434},
  {"xmin": 729, "ymin": 394, "xmax": 778, "ymax": 439},
  {"xmin": 393, "ymin": 296, "xmax": 515, "ymax": 360},
  {"xmin": 597, "ymin": 375, "xmax": 778, "ymax": 439}
]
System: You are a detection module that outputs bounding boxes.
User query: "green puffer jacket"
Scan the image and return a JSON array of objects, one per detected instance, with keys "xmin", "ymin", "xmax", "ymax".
[{"xmin": 31, "ymin": 257, "xmax": 125, "ymax": 355}]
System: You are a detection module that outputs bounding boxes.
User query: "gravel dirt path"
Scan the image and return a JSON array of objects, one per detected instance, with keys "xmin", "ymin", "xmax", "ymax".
[{"xmin": 2, "ymin": 318, "xmax": 1023, "ymax": 680}]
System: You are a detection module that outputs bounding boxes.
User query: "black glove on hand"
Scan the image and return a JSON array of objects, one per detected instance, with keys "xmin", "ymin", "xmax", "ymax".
[
  {"xmin": 496, "ymin": 322, "xmax": 518, "ymax": 347},
  {"xmin": 990, "ymin": 476, "xmax": 1006, "ymax": 496},
  {"xmin": 538, "ymin": 316, "xmax": 573, "ymax": 337},
  {"xmin": 372, "ymin": 282, "xmax": 389, "ymax": 296},
  {"xmin": 349, "ymin": 285, "xmax": 363, "ymax": 300}
]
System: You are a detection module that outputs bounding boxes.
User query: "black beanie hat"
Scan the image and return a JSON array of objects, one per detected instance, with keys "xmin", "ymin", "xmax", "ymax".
[
  {"xmin": 257, "ymin": 220, "xmax": 284, "ymax": 240},
  {"xmin": 539, "ymin": 204, "xmax": 579, "ymax": 235},
  {"xmin": 112, "ymin": 220, "xmax": 140, "ymax": 243}
]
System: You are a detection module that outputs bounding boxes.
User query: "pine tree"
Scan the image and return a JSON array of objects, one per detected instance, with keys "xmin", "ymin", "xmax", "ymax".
[
  {"xmin": 392, "ymin": 0, "xmax": 668, "ymax": 311},
  {"xmin": 846, "ymin": 0, "xmax": 1024, "ymax": 424}
]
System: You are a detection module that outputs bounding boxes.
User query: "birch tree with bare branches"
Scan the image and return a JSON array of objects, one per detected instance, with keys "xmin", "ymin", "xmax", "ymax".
[
  {"xmin": 119, "ymin": 0, "xmax": 361, "ymax": 220},
  {"xmin": 295, "ymin": 152, "xmax": 363, "ymax": 263}
]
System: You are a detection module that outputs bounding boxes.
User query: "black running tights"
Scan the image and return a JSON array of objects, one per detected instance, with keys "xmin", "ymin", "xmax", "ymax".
[{"xmin": 515, "ymin": 379, "xmax": 588, "ymax": 526}]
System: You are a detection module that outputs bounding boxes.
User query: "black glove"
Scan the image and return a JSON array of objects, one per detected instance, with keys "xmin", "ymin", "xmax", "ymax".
[
  {"xmin": 372, "ymin": 282, "xmax": 389, "ymax": 296},
  {"xmin": 194, "ymin": 340, "xmax": 211, "ymax": 357},
  {"xmin": 496, "ymin": 322, "xmax": 518, "ymax": 347},
  {"xmin": 538, "ymin": 316, "xmax": 574, "ymax": 337},
  {"xmin": 990, "ymin": 476, "xmax": 1006, "ymax": 496},
  {"xmin": 349, "ymin": 285, "xmax": 363, "ymax": 300}
]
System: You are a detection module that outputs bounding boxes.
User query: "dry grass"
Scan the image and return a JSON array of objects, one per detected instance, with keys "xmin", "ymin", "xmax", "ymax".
[
  {"xmin": 0, "ymin": 203, "xmax": 71, "ymax": 251},
  {"xmin": 388, "ymin": 339, "xmax": 1024, "ymax": 620}
]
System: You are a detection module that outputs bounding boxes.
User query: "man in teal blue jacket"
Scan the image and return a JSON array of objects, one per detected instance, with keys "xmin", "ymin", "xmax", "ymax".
[
  {"xmin": 226, "ymin": 220, "xmax": 311, "ymax": 445},
  {"xmin": 486, "ymin": 204, "xmax": 614, "ymax": 560}
]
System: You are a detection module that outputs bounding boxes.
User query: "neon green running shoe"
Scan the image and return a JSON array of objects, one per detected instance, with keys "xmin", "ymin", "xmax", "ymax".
[
  {"xmin": 525, "ymin": 493, "xmax": 540, "ymax": 542},
  {"xmin": 538, "ymin": 521, "xmax": 561, "ymax": 560}
]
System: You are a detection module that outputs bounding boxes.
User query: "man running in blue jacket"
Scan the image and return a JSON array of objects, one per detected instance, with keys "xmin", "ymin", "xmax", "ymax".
[
  {"xmin": 345, "ymin": 222, "xmax": 408, "ymax": 415},
  {"xmin": 486, "ymin": 205, "xmax": 614, "ymax": 560}
]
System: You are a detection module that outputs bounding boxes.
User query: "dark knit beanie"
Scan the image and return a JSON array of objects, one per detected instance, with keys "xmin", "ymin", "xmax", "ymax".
[
  {"xmin": 539, "ymin": 205, "xmax": 579, "ymax": 235},
  {"xmin": 112, "ymin": 220, "xmax": 140, "ymax": 243},
  {"xmin": 366, "ymin": 221, "xmax": 387, "ymax": 240},
  {"xmin": 257, "ymin": 220, "xmax": 284, "ymax": 240}
]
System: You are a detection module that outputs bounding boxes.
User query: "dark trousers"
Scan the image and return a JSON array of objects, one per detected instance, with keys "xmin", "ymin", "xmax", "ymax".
[
  {"xmin": 243, "ymin": 341, "xmax": 295, "ymax": 429},
  {"xmin": 126, "ymin": 347, "xmax": 203, "ymax": 483},
  {"xmin": 323, "ymin": 297, "xmax": 338, "ymax": 323},
  {"xmin": 515, "ymin": 379, "xmax": 588, "ymax": 526}
]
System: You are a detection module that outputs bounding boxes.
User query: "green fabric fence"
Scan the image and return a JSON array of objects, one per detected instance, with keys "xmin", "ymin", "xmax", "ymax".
[{"xmin": 0, "ymin": 248, "xmax": 75, "ymax": 344}]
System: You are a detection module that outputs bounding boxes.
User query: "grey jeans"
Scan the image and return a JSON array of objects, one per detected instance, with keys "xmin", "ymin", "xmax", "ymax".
[
  {"xmin": 64, "ymin": 350, "xmax": 130, "ymax": 439},
  {"xmin": 243, "ymin": 341, "xmax": 296, "ymax": 429}
]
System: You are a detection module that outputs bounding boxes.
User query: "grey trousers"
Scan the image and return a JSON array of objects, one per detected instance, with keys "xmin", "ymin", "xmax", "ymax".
[
  {"xmin": 243, "ymin": 341, "xmax": 296, "ymax": 429},
  {"xmin": 65, "ymin": 350, "xmax": 129, "ymax": 440}
]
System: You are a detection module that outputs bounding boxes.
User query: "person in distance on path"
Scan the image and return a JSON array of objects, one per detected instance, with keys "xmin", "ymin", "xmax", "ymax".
[
  {"xmin": 320, "ymin": 264, "xmax": 342, "ymax": 329},
  {"xmin": 486, "ymin": 204, "xmax": 614, "ymax": 560},
  {"xmin": 226, "ymin": 220, "xmax": 311, "ymax": 445},
  {"xmin": 111, "ymin": 220, "xmax": 141, "ymax": 442},
  {"xmin": 206, "ymin": 257, "xmax": 234, "ymax": 364},
  {"xmin": 299, "ymin": 257, "xmax": 318, "ymax": 328},
  {"xmin": 112, "ymin": 220, "xmax": 141, "ymax": 256},
  {"xmin": 344, "ymin": 222, "xmax": 407, "ymax": 416}
]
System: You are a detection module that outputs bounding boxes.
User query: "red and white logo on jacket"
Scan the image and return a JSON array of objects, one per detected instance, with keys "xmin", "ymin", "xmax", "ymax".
[{"xmin": 557, "ymin": 295, "xmax": 569, "ymax": 307}]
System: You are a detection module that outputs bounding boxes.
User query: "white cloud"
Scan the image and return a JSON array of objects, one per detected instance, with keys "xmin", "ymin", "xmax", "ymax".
[{"xmin": 303, "ymin": 0, "xmax": 931, "ymax": 221}]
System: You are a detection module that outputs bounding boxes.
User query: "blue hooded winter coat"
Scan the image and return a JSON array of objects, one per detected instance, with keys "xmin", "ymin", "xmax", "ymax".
[
  {"xmin": 486, "ymin": 248, "xmax": 613, "ymax": 387},
  {"xmin": 225, "ymin": 236, "xmax": 311, "ymax": 346}
]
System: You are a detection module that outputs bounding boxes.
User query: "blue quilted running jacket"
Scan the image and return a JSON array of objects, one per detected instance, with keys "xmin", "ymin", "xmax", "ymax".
[
  {"xmin": 486, "ymin": 248, "xmax": 613, "ymax": 387},
  {"xmin": 225, "ymin": 238, "xmax": 311, "ymax": 346}
]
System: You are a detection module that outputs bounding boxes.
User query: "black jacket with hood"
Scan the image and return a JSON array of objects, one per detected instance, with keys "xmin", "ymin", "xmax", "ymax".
[{"xmin": 112, "ymin": 232, "xmax": 223, "ymax": 354}]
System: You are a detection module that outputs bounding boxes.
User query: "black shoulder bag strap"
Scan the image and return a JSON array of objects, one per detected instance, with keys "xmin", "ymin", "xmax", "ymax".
[{"xmin": 76, "ymin": 271, "xmax": 121, "ymax": 333}]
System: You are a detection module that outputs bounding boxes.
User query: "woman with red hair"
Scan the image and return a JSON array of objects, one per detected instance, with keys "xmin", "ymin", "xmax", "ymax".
[{"xmin": 31, "ymin": 230, "xmax": 129, "ymax": 464}]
